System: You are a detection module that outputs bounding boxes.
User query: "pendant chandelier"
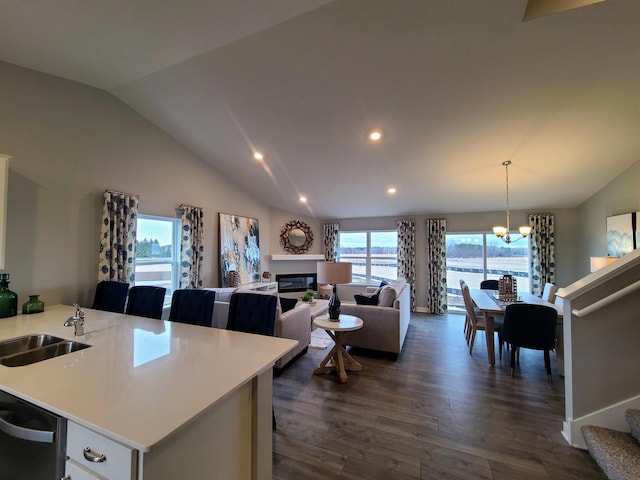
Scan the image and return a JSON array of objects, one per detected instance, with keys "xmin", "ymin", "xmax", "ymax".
[{"xmin": 492, "ymin": 161, "xmax": 531, "ymax": 244}]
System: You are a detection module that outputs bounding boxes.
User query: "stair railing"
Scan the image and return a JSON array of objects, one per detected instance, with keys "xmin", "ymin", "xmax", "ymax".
[{"xmin": 572, "ymin": 278, "xmax": 640, "ymax": 317}]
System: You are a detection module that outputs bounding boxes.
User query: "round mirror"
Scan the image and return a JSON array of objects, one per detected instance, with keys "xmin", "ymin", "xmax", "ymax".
[
  {"xmin": 289, "ymin": 228, "xmax": 306, "ymax": 247},
  {"xmin": 280, "ymin": 220, "xmax": 313, "ymax": 254}
]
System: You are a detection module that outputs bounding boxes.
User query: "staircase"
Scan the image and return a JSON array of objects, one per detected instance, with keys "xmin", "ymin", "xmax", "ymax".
[{"xmin": 582, "ymin": 409, "xmax": 640, "ymax": 480}]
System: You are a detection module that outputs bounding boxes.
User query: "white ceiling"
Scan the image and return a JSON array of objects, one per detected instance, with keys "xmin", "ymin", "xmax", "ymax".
[{"xmin": 1, "ymin": 0, "xmax": 639, "ymax": 219}]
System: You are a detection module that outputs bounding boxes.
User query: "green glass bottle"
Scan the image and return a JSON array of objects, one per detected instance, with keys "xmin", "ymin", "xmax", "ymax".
[
  {"xmin": 0, "ymin": 273, "xmax": 18, "ymax": 318},
  {"xmin": 22, "ymin": 294, "xmax": 45, "ymax": 314}
]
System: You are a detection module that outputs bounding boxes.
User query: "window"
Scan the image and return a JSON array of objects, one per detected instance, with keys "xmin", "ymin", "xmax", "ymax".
[
  {"xmin": 338, "ymin": 231, "xmax": 397, "ymax": 284},
  {"xmin": 135, "ymin": 215, "xmax": 181, "ymax": 306},
  {"xmin": 446, "ymin": 233, "xmax": 529, "ymax": 311}
]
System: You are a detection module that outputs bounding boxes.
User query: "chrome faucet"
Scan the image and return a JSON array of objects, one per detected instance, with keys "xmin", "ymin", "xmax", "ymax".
[{"xmin": 64, "ymin": 303, "xmax": 85, "ymax": 336}]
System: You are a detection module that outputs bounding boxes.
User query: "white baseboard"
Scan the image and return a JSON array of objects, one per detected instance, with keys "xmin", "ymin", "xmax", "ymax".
[{"xmin": 563, "ymin": 394, "xmax": 640, "ymax": 449}]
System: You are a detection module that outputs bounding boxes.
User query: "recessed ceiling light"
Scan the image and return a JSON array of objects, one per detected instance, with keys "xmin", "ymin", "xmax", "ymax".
[
  {"xmin": 369, "ymin": 130, "xmax": 383, "ymax": 142},
  {"xmin": 253, "ymin": 151, "xmax": 264, "ymax": 161},
  {"xmin": 387, "ymin": 187, "xmax": 397, "ymax": 194},
  {"xmin": 299, "ymin": 195, "xmax": 307, "ymax": 203}
]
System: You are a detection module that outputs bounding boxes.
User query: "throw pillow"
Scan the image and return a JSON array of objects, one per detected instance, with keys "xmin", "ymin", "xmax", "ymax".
[
  {"xmin": 279, "ymin": 297, "xmax": 299, "ymax": 313},
  {"xmin": 378, "ymin": 285, "xmax": 397, "ymax": 307},
  {"xmin": 379, "ymin": 280, "xmax": 389, "ymax": 288},
  {"xmin": 354, "ymin": 292, "xmax": 379, "ymax": 305}
]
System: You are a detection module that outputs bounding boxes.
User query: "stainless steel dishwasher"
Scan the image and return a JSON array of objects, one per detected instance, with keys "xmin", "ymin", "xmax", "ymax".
[{"xmin": 0, "ymin": 389, "xmax": 66, "ymax": 479}]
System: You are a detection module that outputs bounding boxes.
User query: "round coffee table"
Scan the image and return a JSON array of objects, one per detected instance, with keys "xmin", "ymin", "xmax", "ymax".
[{"xmin": 313, "ymin": 314, "xmax": 363, "ymax": 383}]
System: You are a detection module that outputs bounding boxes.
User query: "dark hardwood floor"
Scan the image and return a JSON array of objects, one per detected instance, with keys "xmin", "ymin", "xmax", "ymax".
[{"xmin": 272, "ymin": 312, "xmax": 606, "ymax": 480}]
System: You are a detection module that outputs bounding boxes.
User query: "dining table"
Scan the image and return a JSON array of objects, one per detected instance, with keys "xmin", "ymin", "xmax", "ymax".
[{"xmin": 469, "ymin": 289, "xmax": 564, "ymax": 371}]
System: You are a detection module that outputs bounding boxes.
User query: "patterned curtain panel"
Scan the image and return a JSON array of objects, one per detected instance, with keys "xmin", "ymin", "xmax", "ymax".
[
  {"xmin": 528, "ymin": 213, "xmax": 556, "ymax": 296},
  {"xmin": 323, "ymin": 223, "xmax": 340, "ymax": 261},
  {"xmin": 426, "ymin": 218, "xmax": 447, "ymax": 314},
  {"xmin": 98, "ymin": 190, "xmax": 139, "ymax": 283},
  {"xmin": 397, "ymin": 219, "xmax": 416, "ymax": 311},
  {"xmin": 178, "ymin": 205, "xmax": 205, "ymax": 289}
]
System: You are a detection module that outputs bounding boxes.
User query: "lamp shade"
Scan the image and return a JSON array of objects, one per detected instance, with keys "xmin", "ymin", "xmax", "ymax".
[
  {"xmin": 590, "ymin": 256, "xmax": 617, "ymax": 272},
  {"xmin": 316, "ymin": 262, "xmax": 352, "ymax": 285}
]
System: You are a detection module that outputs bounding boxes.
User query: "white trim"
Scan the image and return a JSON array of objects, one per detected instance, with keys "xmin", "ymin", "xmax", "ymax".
[
  {"xmin": 270, "ymin": 254, "xmax": 325, "ymax": 261},
  {"xmin": 0, "ymin": 154, "xmax": 10, "ymax": 270},
  {"xmin": 562, "ymin": 394, "xmax": 640, "ymax": 449}
]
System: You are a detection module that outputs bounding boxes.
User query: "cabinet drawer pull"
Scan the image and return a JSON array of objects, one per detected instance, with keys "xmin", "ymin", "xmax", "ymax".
[{"xmin": 83, "ymin": 446, "xmax": 107, "ymax": 463}]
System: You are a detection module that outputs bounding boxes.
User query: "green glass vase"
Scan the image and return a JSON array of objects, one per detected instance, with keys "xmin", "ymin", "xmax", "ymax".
[
  {"xmin": 0, "ymin": 273, "xmax": 18, "ymax": 318},
  {"xmin": 22, "ymin": 294, "xmax": 45, "ymax": 314}
]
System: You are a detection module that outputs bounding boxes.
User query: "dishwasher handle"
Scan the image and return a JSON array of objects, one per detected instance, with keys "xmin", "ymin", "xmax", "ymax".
[{"xmin": 0, "ymin": 412, "xmax": 54, "ymax": 443}]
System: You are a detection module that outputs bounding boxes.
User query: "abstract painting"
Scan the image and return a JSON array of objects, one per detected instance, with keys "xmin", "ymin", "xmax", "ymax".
[
  {"xmin": 219, "ymin": 213, "xmax": 261, "ymax": 286},
  {"xmin": 606, "ymin": 212, "xmax": 639, "ymax": 257}
]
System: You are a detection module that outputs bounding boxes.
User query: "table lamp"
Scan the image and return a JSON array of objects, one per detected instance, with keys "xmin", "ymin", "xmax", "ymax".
[{"xmin": 317, "ymin": 261, "xmax": 352, "ymax": 321}]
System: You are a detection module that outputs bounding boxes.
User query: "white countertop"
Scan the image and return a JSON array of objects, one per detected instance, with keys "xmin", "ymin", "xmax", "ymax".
[{"xmin": 0, "ymin": 304, "xmax": 297, "ymax": 452}]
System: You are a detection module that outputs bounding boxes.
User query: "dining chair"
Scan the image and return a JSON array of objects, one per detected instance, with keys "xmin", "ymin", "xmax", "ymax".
[
  {"xmin": 501, "ymin": 303, "xmax": 558, "ymax": 383},
  {"xmin": 168, "ymin": 289, "xmax": 216, "ymax": 327},
  {"xmin": 459, "ymin": 279, "xmax": 480, "ymax": 342},
  {"xmin": 226, "ymin": 292, "xmax": 278, "ymax": 429},
  {"xmin": 91, "ymin": 280, "xmax": 129, "ymax": 313},
  {"xmin": 480, "ymin": 279, "xmax": 499, "ymax": 290},
  {"xmin": 541, "ymin": 283, "xmax": 558, "ymax": 303},
  {"xmin": 460, "ymin": 283, "xmax": 503, "ymax": 359},
  {"xmin": 126, "ymin": 286, "xmax": 167, "ymax": 319}
]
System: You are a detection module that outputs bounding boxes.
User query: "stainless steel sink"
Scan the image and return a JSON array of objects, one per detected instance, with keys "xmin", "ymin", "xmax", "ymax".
[
  {"xmin": 0, "ymin": 334, "xmax": 90, "ymax": 367},
  {"xmin": 0, "ymin": 334, "xmax": 67, "ymax": 358}
]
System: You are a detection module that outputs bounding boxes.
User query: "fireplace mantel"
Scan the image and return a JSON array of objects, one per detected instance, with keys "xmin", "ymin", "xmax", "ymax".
[{"xmin": 270, "ymin": 254, "xmax": 324, "ymax": 261}]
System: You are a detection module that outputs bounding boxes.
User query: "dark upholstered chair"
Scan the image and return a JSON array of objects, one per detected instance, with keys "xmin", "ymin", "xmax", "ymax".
[
  {"xmin": 168, "ymin": 289, "xmax": 216, "ymax": 327},
  {"xmin": 501, "ymin": 303, "xmax": 558, "ymax": 383},
  {"xmin": 126, "ymin": 286, "xmax": 167, "ymax": 319},
  {"xmin": 227, "ymin": 293, "xmax": 277, "ymax": 336},
  {"xmin": 226, "ymin": 292, "xmax": 278, "ymax": 429},
  {"xmin": 480, "ymin": 279, "xmax": 499, "ymax": 290},
  {"xmin": 91, "ymin": 280, "xmax": 129, "ymax": 313}
]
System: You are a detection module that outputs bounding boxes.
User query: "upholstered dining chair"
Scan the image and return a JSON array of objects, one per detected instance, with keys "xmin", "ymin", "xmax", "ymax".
[
  {"xmin": 501, "ymin": 303, "xmax": 558, "ymax": 383},
  {"xmin": 460, "ymin": 282, "xmax": 503, "ymax": 359},
  {"xmin": 168, "ymin": 289, "xmax": 216, "ymax": 327},
  {"xmin": 542, "ymin": 283, "xmax": 558, "ymax": 303},
  {"xmin": 91, "ymin": 280, "xmax": 129, "ymax": 313},
  {"xmin": 480, "ymin": 279, "xmax": 499, "ymax": 290},
  {"xmin": 226, "ymin": 292, "xmax": 278, "ymax": 429},
  {"xmin": 126, "ymin": 286, "xmax": 167, "ymax": 320}
]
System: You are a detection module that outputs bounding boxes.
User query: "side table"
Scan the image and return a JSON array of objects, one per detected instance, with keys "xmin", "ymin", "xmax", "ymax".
[{"xmin": 313, "ymin": 314, "xmax": 363, "ymax": 383}]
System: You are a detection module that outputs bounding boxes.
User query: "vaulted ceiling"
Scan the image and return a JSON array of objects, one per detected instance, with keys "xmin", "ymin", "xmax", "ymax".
[{"xmin": 1, "ymin": 0, "xmax": 639, "ymax": 219}]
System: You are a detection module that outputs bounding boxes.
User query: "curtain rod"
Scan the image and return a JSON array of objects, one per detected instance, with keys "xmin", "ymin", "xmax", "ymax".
[
  {"xmin": 105, "ymin": 189, "xmax": 140, "ymax": 199},
  {"xmin": 177, "ymin": 204, "xmax": 203, "ymax": 210}
]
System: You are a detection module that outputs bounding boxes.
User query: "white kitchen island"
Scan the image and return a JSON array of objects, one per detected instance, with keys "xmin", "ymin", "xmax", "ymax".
[{"xmin": 0, "ymin": 304, "xmax": 297, "ymax": 479}]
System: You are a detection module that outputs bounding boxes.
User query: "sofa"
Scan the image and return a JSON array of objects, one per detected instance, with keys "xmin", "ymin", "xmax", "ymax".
[
  {"xmin": 204, "ymin": 287, "xmax": 311, "ymax": 369},
  {"xmin": 339, "ymin": 278, "xmax": 411, "ymax": 358}
]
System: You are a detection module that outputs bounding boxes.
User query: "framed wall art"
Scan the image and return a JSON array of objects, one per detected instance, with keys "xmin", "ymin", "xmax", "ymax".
[
  {"xmin": 219, "ymin": 213, "xmax": 261, "ymax": 286},
  {"xmin": 606, "ymin": 212, "xmax": 639, "ymax": 257}
]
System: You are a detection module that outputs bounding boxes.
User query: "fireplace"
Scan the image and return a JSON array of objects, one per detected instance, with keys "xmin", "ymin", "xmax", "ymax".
[{"xmin": 276, "ymin": 273, "xmax": 317, "ymax": 293}]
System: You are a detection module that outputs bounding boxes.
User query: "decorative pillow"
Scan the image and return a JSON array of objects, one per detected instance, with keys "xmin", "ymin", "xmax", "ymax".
[
  {"xmin": 378, "ymin": 285, "xmax": 397, "ymax": 307},
  {"xmin": 279, "ymin": 297, "xmax": 299, "ymax": 313},
  {"xmin": 379, "ymin": 280, "xmax": 389, "ymax": 288},
  {"xmin": 354, "ymin": 292, "xmax": 379, "ymax": 305}
]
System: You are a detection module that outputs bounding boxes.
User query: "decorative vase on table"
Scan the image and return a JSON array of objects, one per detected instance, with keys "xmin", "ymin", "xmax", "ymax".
[
  {"xmin": 0, "ymin": 273, "xmax": 18, "ymax": 318},
  {"xmin": 22, "ymin": 295, "xmax": 45, "ymax": 314}
]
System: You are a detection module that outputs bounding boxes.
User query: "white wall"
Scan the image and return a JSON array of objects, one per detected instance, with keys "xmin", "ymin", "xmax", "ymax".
[
  {"xmin": 0, "ymin": 61, "xmax": 269, "ymax": 307},
  {"xmin": 577, "ymin": 158, "xmax": 640, "ymax": 277}
]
